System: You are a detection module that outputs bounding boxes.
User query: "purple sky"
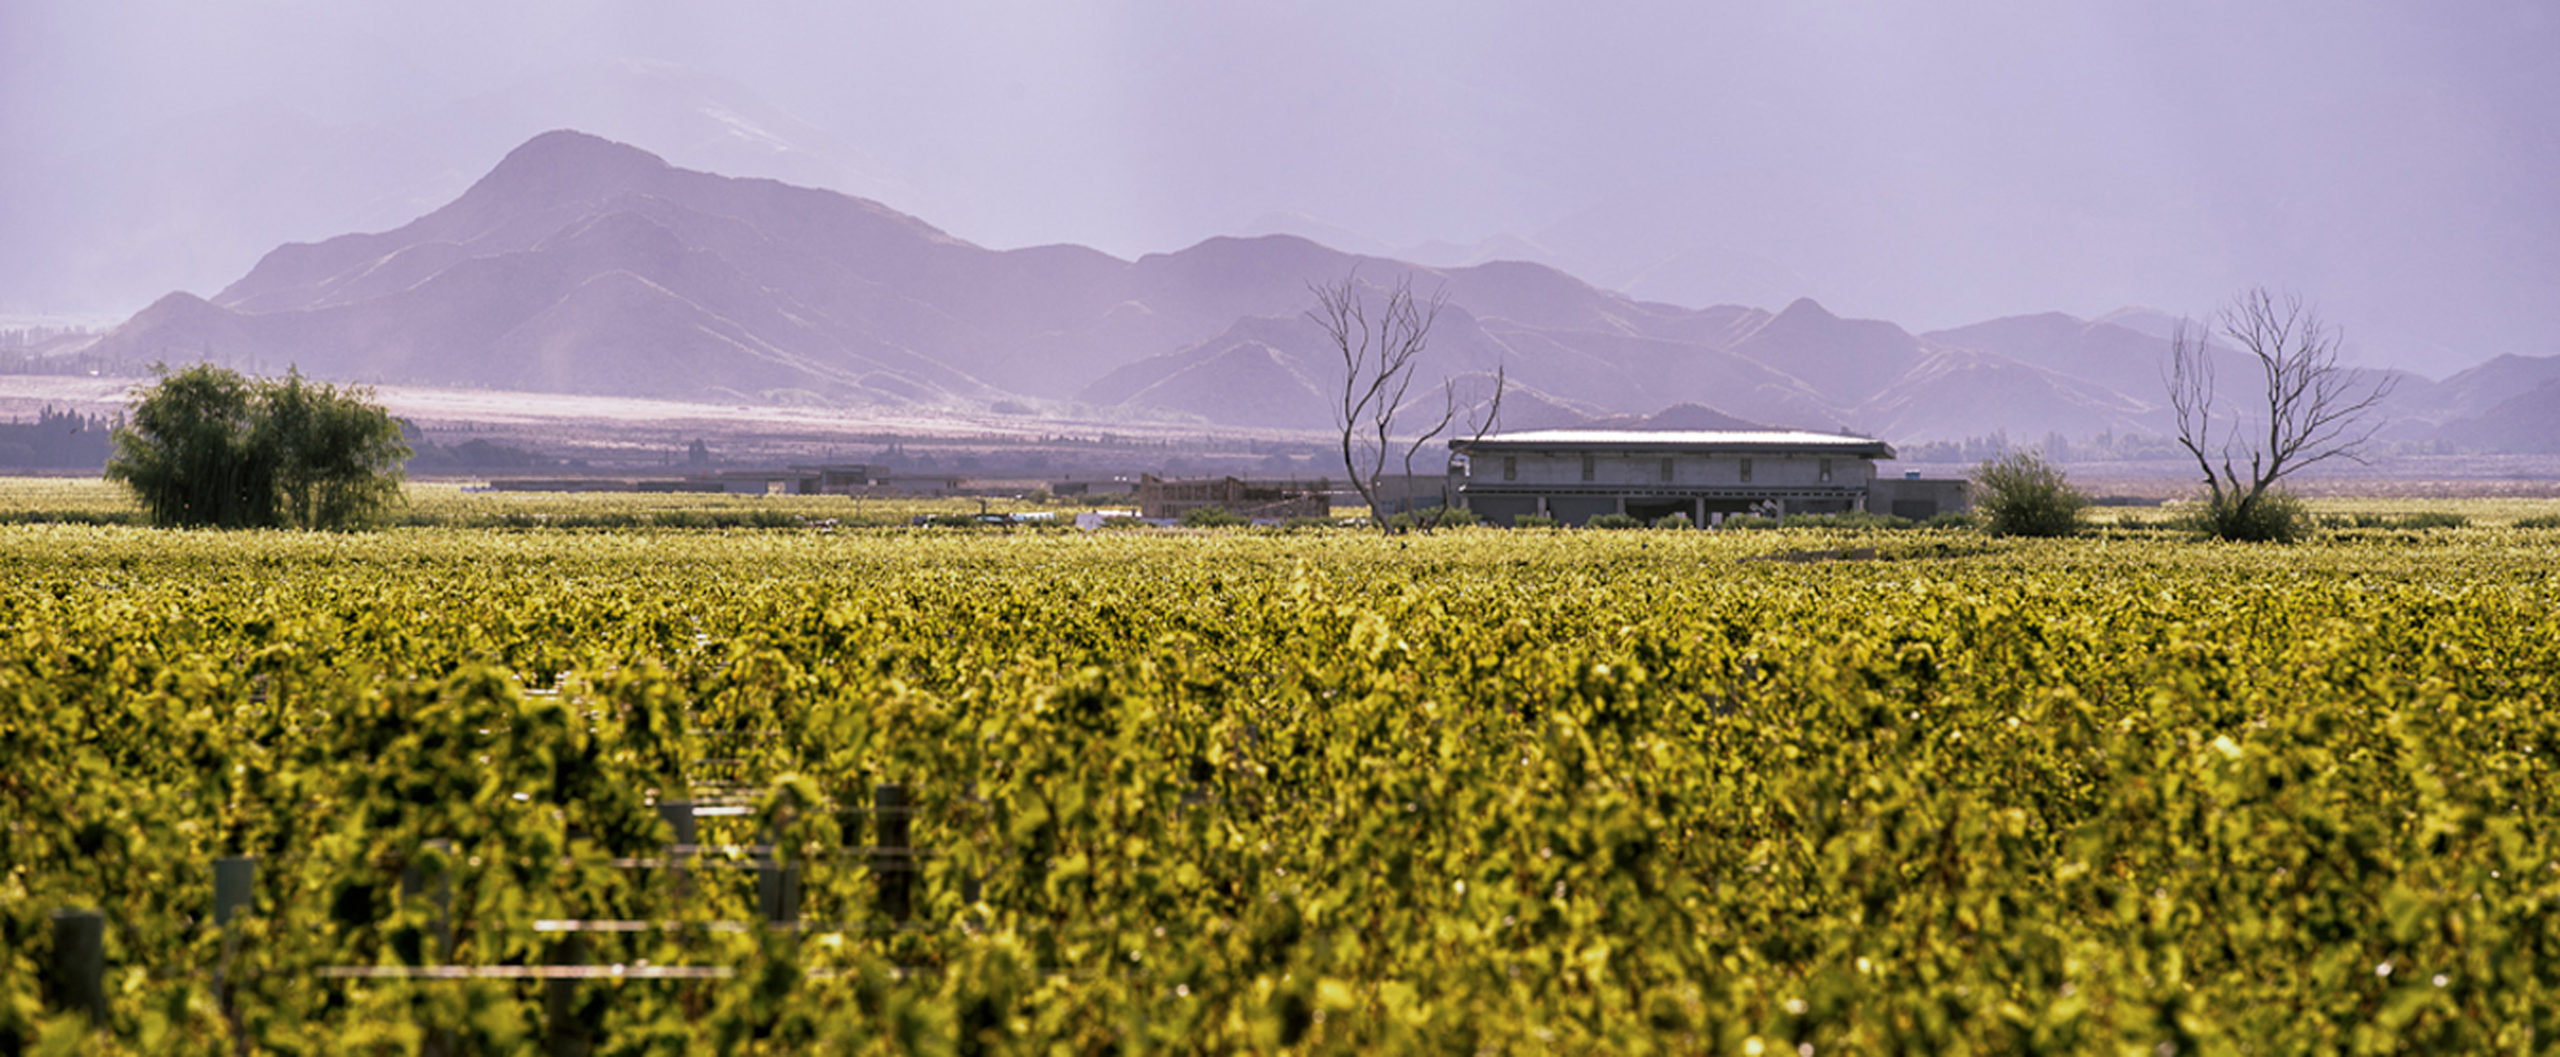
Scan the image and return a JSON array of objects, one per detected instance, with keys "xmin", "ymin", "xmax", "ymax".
[{"xmin": 4, "ymin": 1, "xmax": 2553, "ymax": 374}]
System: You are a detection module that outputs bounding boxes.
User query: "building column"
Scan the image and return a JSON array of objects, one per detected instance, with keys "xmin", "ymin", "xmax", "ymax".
[{"xmin": 1693, "ymin": 497, "xmax": 1704, "ymax": 527}]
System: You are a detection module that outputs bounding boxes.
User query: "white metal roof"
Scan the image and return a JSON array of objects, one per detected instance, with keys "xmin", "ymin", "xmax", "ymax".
[{"xmin": 1452, "ymin": 429, "xmax": 1895, "ymax": 455}]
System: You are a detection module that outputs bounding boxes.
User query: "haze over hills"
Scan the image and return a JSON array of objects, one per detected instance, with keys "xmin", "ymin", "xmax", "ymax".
[
  {"xmin": 0, "ymin": 60, "xmax": 899, "ymax": 322},
  {"xmin": 69, "ymin": 130, "xmax": 2560, "ymax": 452}
]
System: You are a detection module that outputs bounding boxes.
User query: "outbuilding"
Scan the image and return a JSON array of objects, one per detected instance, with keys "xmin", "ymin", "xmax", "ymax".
[{"xmin": 1448, "ymin": 429, "xmax": 1931, "ymax": 527}]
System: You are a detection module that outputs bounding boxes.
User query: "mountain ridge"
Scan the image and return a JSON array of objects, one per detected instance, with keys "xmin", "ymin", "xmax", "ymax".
[{"xmin": 72, "ymin": 129, "xmax": 2548, "ymax": 449}]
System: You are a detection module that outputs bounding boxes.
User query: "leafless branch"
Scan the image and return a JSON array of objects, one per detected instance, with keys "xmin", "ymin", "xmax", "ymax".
[
  {"xmin": 2164, "ymin": 285, "xmax": 2395, "ymax": 514},
  {"xmin": 1308, "ymin": 270, "xmax": 1444, "ymax": 531}
]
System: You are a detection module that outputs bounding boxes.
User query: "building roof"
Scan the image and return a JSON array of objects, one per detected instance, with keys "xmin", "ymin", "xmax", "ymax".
[{"xmin": 1452, "ymin": 429, "xmax": 1895, "ymax": 458}]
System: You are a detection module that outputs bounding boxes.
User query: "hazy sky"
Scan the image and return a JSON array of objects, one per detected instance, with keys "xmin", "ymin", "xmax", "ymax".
[{"xmin": 5, "ymin": 1, "xmax": 2554, "ymax": 373}]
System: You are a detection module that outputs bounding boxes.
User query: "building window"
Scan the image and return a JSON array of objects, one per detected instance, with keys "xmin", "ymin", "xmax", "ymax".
[
  {"xmin": 1581, "ymin": 454, "xmax": 1595, "ymax": 481},
  {"xmin": 1502, "ymin": 456, "xmax": 1517, "ymax": 482},
  {"xmin": 1819, "ymin": 458, "xmax": 1833, "ymax": 483},
  {"xmin": 1660, "ymin": 457, "xmax": 1675, "ymax": 483},
  {"xmin": 1739, "ymin": 458, "xmax": 1753, "ymax": 483}
]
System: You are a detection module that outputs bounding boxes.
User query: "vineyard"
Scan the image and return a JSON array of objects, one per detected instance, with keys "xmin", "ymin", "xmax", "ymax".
[{"xmin": 5, "ymin": 521, "xmax": 2559, "ymax": 1052}]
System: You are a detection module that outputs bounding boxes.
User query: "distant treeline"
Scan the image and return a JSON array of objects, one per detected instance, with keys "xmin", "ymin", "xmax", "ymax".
[
  {"xmin": 0, "ymin": 406, "xmax": 112, "ymax": 469},
  {"xmin": 1899, "ymin": 431, "xmax": 2190, "ymax": 464},
  {"xmin": 397, "ymin": 422, "xmax": 583, "ymax": 475}
]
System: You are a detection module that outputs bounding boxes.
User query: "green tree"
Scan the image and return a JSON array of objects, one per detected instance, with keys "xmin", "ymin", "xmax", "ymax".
[
  {"xmin": 108, "ymin": 364, "xmax": 410, "ymax": 529},
  {"xmin": 1970, "ymin": 449, "xmax": 2088, "ymax": 537},
  {"xmin": 255, "ymin": 371, "xmax": 411, "ymax": 530}
]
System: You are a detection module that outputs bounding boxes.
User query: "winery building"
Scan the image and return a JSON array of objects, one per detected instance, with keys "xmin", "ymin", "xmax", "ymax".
[{"xmin": 1448, "ymin": 429, "xmax": 1965, "ymax": 526}]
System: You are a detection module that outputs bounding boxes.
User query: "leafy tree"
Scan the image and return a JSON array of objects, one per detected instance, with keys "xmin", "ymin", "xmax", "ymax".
[
  {"xmin": 108, "ymin": 364, "xmax": 409, "ymax": 529},
  {"xmin": 254, "ymin": 371, "xmax": 410, "ymax": 530},
  {"xmin": 1970, "ymin": 449, "xmax": 2087, "ymax": 537}
]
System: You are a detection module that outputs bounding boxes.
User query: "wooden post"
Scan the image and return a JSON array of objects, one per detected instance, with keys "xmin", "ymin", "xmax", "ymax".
[
  {"xmin": 874, "ymin": 784, "xmax": 913, "ymax": 923},
  {"xmin": 400, "ymin": 840, "xmax": 454, "ymax": 961},
  {"xmin": 213, "ymin": 857, "xmax": 256, "ymax": 927},
  {"xmin": 656, "ymin": 801, "xmax": 698, "ymax": 847},
  {"xmin": 757, "ymin": 831, "xmax": 800, "ymax": 926},
  {"xmin": 658, "ymin": 800, "xmax": 696, "ymax": 904},
  {"xmin": 545, "ymin": 932, "xmax": 590, "ymax": 1057},
  {"xmin": 48, "ymin": 909, "xmax": 105, "ymax": 1027}
]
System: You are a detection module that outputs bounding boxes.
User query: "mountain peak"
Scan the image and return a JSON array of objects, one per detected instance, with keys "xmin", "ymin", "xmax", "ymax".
[
  {"xmin": 1776, "ymin": 296, "xmax": 1837, "ymax": 322},
  {"xmin": 486, "ymin": 127, "xmax": 670, "ymax": 185},
  {"xmin": 459, "ymin": 130, "xmax": 675, "ymax": 211}
]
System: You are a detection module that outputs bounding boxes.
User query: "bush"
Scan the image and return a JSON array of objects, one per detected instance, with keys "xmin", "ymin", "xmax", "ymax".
[
  {"xmin": 1719, "ymin": 515, "xmax": 1780, "ymax": 531},
  {"xmin": 108, "ymin": 364, "xmax": 409, "ymax": 529},
  {"xmin": 1586, "ymin": 513, "xmax": 1643, "ymax": 530},
  {"xmin": 2319, "ymin": 512, "xmax": 2469, "ymax": 531},
  {"xmin": 1970, "ymin": 451, "xmax": 2088, "ymax": 537},
  {"xmin": 1511, "ymin": 514, "xmax": 1558, "ymax": 529},
  {"xmin": 1922, "ymin": 512, "xmax": 1978, "ymax": 530},
  {"xmin": 1780, "ymin": 511, "xmax": 1915, "ymax": 531},
  {"xmin": 2517, "ymin": 514, "xmax": 2560, "ymax": 530},
  {"xmin": 2186, "ymin": 489, "xmax": 2312, "ymax": 543},
  {"xmin": 1651, "ymin": 512, "xmax": 1693, "ymax": 530},
  {"xmin": 1180, "ymin": 506, "xmax": 1249, "ymax": 528},
  {"xmin": 1389, "ymin": 505, "xmax": 1479, "ymax": 532}
]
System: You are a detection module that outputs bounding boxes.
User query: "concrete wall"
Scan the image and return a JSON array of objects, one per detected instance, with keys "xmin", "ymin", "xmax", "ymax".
[
  {"xmin": 1866, "ymin": 476, "xmax": 1972, "ymax": 519},
  {"xmin": 1470, "ymin": 450, "xmax": 1874, "ymax": 489}
]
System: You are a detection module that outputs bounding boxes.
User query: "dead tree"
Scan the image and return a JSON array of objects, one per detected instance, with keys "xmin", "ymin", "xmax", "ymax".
[
  {"xmin": 1413, "ymin": 364, "xmax": 1505, "ymax": 520},
  {"xmin": 1308, "ymin": 271, "xmax": 1446, "ymax": 530},
  {"xmin": 2166, "ymin": 286, "xmax": 2394, "ymax": 530}
]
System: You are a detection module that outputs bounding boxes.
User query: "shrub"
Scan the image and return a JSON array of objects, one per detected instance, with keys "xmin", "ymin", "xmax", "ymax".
[
  {"xmin": 1652, "ymin": 512, "xmax": 1693, "ymax": 530},
  {"xmin": 1180, "ymin": 506, "xmax": 1249, "ymax": 528},
  {"xmin": 2186, "ymin": 489, "xmax": 2312, "ymax": 543},
  {"xmin": 1970, "ymin": 451, "xmax": 2088, "ymax": 537},
  {"xmin": 1781, "ymin": 511, "xmax": 1915, "ymax": 531},
  {"xmin": 1511, "ymin": 514, "xmax": 1559, "ymax": 529},
  {"xmin": 2320, "ymin": 512, "xmax": 2469, "ymax": 531},
  {"xmin": 1719, "ymin": 515, "xmax": 1780, "ymax": 531},
  {"xmin": 2517, "ymin": 514, "xmax": 2560, "ymax": 530},
  {"xmin": 1922, "ymin": 512, "xmax": 1978, "ymax": 530},
  {"xmin": 1586, "ymin": 513, "xmax": 1643, "ymax": 530},
  {"xmin": 1390, "ymin": 505, "xmax": 1479, "ymax": 532}
]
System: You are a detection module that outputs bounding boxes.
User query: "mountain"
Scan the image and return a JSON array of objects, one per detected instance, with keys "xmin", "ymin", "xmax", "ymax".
[
  {"xmin": 2431, "ymin": 378, "xmax": 2560, "ymax": 453},
  {"xmin": 1922, "ymin": 312, "xmax": 2179, "ymax": 401},
  {"xmin": 1579, "ymin": 403, "xmax": 1772, "ymax": 432},
  {"xmin": 88, "ymin": 130, "xmax": 1897, "ymax": 423},
  {"xmin": 2413, "ymin": 354, "xmax": 2560, "ymax": 423},
  {"xmin": 0, "ymin": 60, "xmax": 900, "ymax": 319},
  {"xmin": 72, "ymin": 129, "xmax": 2552, "ymax": 451},
  {"xmin": 1850, "ymin": 348, "xmax": 2159, "ymax": 442}
]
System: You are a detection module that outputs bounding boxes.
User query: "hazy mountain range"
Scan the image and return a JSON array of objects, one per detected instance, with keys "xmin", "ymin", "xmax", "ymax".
[{"xmin": 69, "ymin": 130, "xmax": 2560, "ymax": 451}]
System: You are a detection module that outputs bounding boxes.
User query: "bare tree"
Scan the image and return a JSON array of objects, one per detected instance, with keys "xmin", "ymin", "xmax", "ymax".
[
  {"xmin": 1419, "ymin": 363, "xmax": 1506, "ymax": 517},
  {"xmin": 1308, "ymin": 270, "xmax": 1448, "ymax": 530},
  {"xmin": 2167, "ymin": 286, "xmax": 2394, "ymax": 533}
]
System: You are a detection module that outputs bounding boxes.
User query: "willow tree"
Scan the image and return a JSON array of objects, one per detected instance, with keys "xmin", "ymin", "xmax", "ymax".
[{"xmin": 109, "ymin": 364, "xmax": 410, "ymax": 529}]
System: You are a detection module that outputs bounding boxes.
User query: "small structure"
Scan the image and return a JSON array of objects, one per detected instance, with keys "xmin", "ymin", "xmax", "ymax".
[
  {"xmin": 1137, "ymin": 475, "xmax": 1332, "ymax": 521},
  {"xmin": 1865, "ymin": 471, "xmax": 1970, "ymax": 520},
  {"xmin": 1050, "ymin": 477, "xmax": 1139, "ymax": 498},
  {"xmin": 789, "ymin": 464, "xmax": 881, "ymax": 494},
  {"xmin": 1448, "ymin": 429, "xmax": 1961, "ymax": 527}
]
